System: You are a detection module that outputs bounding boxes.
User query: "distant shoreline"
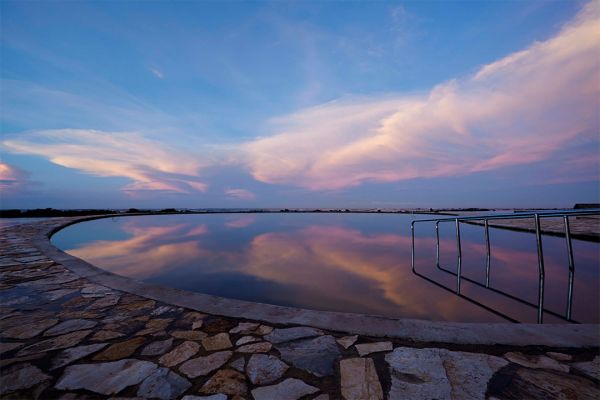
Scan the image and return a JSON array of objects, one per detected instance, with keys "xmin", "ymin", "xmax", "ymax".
[{"xmin": 0, "ymin": 206, "xmax": 570, "ymax": 219}]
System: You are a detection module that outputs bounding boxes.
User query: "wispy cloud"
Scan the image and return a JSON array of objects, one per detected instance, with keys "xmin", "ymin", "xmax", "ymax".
[
  {"xmin": 224, "ymin": 188, "xmax": 256, "ymax": 201},
  {"xmin": 149, "ymin": 66, "xmax": 164, "ymax": 79},
  {"xmin": 243, "ymin": 1, "xmax": 600, "ymax": 190},
  {"xmin": 2, "ymin": 129, "xmax": 208, "ymax": 195},
  {"xmin": 0, "ymin": 162, "xmax": 35, "ymax": 195}
]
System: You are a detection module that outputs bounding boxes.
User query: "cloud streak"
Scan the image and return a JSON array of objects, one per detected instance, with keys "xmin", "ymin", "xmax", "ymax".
[
  {"xmin": 243, "ymin": 1, "xmax": 600, "ymax": 190},
  {"xmin": 3, "ymin": 129, "xmax": 208, "ymax": 194},
  {"xmin": 0, "ymin": 162, "xmax": 34, "ymax": 195}
]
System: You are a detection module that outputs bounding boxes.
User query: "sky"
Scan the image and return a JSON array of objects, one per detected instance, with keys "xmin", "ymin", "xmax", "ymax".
[{"xmin": 1, "ymin": 0, "xmax": 598, "ymax": 209}]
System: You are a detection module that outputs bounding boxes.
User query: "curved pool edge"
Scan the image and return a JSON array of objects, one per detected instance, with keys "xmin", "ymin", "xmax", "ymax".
[{"xmin": 33, "ymin": 214, "xmax": 600, "ymax": 348}]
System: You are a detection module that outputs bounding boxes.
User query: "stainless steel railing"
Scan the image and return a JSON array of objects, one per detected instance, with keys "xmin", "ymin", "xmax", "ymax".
[{"xmin": 411, "ymin": 209, "xmax": 600, "ymax": 323}]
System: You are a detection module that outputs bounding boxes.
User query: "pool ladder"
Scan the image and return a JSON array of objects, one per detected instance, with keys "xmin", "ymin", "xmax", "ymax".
[{"xmin": 410, "ymin": 209, "xmax": 600, "ymax": 323}]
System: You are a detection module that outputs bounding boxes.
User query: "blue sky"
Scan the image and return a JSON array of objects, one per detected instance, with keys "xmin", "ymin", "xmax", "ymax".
[{"xmin": 1, "ymin": 0, "xmax": 598, "ymax": 209}]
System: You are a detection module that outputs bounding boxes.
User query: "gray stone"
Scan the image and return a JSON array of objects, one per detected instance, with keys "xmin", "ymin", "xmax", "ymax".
[
  {"xmin": 237, "ymin": 341, "xmax": 272, "ymax": 353},
  {"xmin": 355, "ymin": 342, "xmax": 392, "ymax": 356},
  {"xmin": 44, "ymin": 319, "xmax": 98, "ymax": 336},
  {"xmin": 247, "ymin": 354, "xmax": 289, "ymax": 385},
  {"xmin": 276, "ymin": 335, "xmax": 341, "ymax": 377},
  {"xmin": 55, "ymin": 359, "xmax": 158, "ymax": 395},
  {"xmin": 200, "ymin": 368, "xmax": 247, "ymax": 397},
  {"xmin": 505, "ymin": 352, "xmax": 569, "ymax": 372},
  {"xmin": 181, "ymin": 395, "xmax": 227, "ymax": 400},
  {"xmin": 229, "ymin": 322, "xmax": 259, "ymax": 334},
  {"xmin": 44, "ymin": 289, "xmax": 78, "ymax": 301},
  {"xmin": 92, "ymin": 330, "xmax": 125, "ymax": 341},
  {"xmin": 571, "ymin": 355, "xmax": 600, "ymax": 380},
  {"xmin": 340, "ymin": 358, "xmax": 383, "ymax": 400},
  {"xmin": 151, "ymin": 306, "xmax": 175, "ymax": 316},
  {"xmin": 0, "ymin": 341, "xmax": 24, "ymax": 354},
  {"xmin": 443, "ymin": 350, "xmax": 508, "ymax": 399},
  {"xmin": 251, "ymin": 378, "xmax": 319, "ymax": 400},
  {"xmin": 51, "ymin": 343, "xmax": 109, "ymax": 370},
  {"xmin": 385, "ymin": 347, "xmax": 508, "ymax": 400},
  {"xmin": 137, "ymin": 367, "xmax": 191, "ymax": 400},
  {"xmin": 159, "ymin": 341, "xmax": 199, "ymax": 367},
  {"xmin": 336, "ymin": 335, "xmax": 358, "ymax": 349},
  {"xmin": 179, "ymin": 351, "xmax": 232, "ymax": 378},
  {"xmin": 265, "ymin": 327, "xmax": 323, "ymax": 344},
  {"xmin": 386, "ymin": 347, "xmax": 450, "ymax": 399},
  {"xmin": 142, "ymin": 338, "xmax": 174, "ymax": 356},
  {"xmin": 202, "ymin": 333, "xmax": 232, "ymax": 351},
  {"xmin": 498, "ymin": 368, "xmax": 600, "ymax": 399},
  {"xmin": 18, "ymin": 330, "xmax": 92, "ymax": 356},
  {"xmin": 236, "ymin": 335, "xmax": 260, "ymax": 346},
  {"xmin": 229, "ymin": 357, "xmax": 245, "ymax": 372},
  {"xmin": 1, "ymin": 318, "xmax": 59, "ymax": 339},
  {"xmin": 1, "ymin": 364, "xmax": 51, "ymax": 393},
  {"xmin": 81, "ymin": 284, "xmax": 115, "ymax": 297}
]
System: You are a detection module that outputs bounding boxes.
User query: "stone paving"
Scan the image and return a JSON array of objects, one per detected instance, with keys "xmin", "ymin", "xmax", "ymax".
[{"xmin": 1, "ymin": 217, "xmax": 599, "ymax": 399}]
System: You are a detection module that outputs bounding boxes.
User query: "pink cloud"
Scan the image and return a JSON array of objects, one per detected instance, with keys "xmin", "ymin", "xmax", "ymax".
[
  {"xmin": 224, "ymin": 188, "xmax": 256, "ymax": 200},
  {"xmin": 3, "ymin": 129, "xmax": 208, "ymax": 195},
  {"xmin": 243, "ymin": 1, "xmax": 600, "ymax": 190},
  {"xmin": 0, "ymin": 162, "xmax": 33, "ymax": 195}
]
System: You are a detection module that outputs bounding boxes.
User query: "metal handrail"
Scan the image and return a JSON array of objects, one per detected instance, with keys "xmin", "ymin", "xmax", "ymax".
[{"xmin": 411, "ymin": 209, "xmax": 600, "ymax": 323}]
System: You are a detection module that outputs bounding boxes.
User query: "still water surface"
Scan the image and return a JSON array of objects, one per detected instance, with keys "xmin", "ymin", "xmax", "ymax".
[{"xmin": 52, "ymin": 213, "xmax": 599, "ymax": 323}]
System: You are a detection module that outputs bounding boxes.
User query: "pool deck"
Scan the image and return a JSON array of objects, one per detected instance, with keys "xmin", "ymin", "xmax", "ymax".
[{"xmin": 1, "ymin": 215, "xmax": 599, "ymax": 399}]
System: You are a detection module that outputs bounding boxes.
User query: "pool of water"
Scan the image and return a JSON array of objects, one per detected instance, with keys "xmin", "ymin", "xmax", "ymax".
[{"xmin": 52, "ymin": 213, "xmax": 599, "ymax": 323}]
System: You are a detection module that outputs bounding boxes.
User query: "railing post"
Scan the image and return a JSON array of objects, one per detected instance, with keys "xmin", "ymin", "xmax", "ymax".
[
  {"xmin": 534, "ymin": 214, "xmax": 545, "ymax": 324},
  {"xmin": 564, "ymin": 216, "xmax": 575, "ymax": 321},
  {"xmin": 435, "ymin": 221, "xmax": 440, "ymax": 268},
  {"xmin": 411, "ymin": 221, "xmax": 415, "ymax": 273},
  {"xmin": 455, "ymin": 218, "xmax": 462, "ymax": 294},
  {"xmin": 485, "ymin": 219, "xmax": 491, "ymax": 288}
]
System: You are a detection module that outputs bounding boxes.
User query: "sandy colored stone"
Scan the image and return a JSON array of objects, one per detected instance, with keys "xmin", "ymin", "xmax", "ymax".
[
  {"xmin": 255, "ymin": 324, "xmax": 274, "ymax": 335},
  {"xmin": 202, "ymin": 333, "xmax": 232, "ymax": 351},
  {"xmin": 92, "ymin": 330, "xmax": 125, "ymax": 341},
  {"xmin": 137, "ymin": 318, "xmax": 173, "ymax": 335},
  {"xmin": 336, "ymin": 335, "xmax": 358, "ymax": 349},
  {"xmin": 199, "ymin": 369, "xmax": 247, "ymax": 397},
  {"xmin": 505, "ymin": 352, "xmax": 569, "ymax": 372},
  {"xmin": 251, "ymin": 378, "xmax": 319, "ymax": 400},
  {"xmin": 55, "ymin": 359, "xmax": 158, "ymax": 395},
  {"xmin": 355, "ymin": 342, "xmax": 392, "ymax": 356},
  {"xmin": 229, "ymin": 322, "xmax": 259, "ymax": 334},
  {"xmin": 86, "ymin": 295, "xmax": 120, "ymax": 310},
  {"xmin": 159, "ymin": 341, "xmax": 199, "ymax": 367},
  {"xmin": 179, "ymin": 351, "xmax": 232, "ymax": 378},
  {"xmin": 546, "ymin": 352, "xmax": 572, "ymax": 361},
  {"xmin": 237, "ymin": 341, "xmax": 272, "ymax": 353},
  {"xmin": 171, "ymin": 330, "xmax": 207, "ymax": 341},
  {"xmin": 236, "ymin": 335, "xmax": 260, "ymax": 346},
  {"xmin": 340, "ymin": 358, "xmax": 383, "ymax": 400},
  {"xmin": 94, "ymin": 337, "xmax": 146, "ymax": 361}
]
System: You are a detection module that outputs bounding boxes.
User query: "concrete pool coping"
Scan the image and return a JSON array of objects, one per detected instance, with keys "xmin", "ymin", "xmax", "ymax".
[{"xmin": 33, "ymin": 213, "xmax": 599, "ymax": 348}]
